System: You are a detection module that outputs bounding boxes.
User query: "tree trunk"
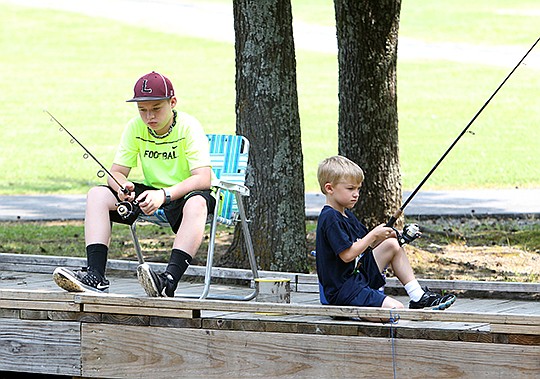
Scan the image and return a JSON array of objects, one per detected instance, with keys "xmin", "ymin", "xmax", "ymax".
[
  {"xmin": 334, "ymin": 0, "xmax": 403, "ymax": 228},
  {"xmin": 220, "ymin": 0, "xmax": 308, "ymax": 273}
]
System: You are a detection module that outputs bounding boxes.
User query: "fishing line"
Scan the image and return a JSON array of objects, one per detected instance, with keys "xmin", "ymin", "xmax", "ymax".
[
  {"xmin": 44, "ymin": 110, "xmax": 129, "ymax": 195},
  {"xmin": 386, "ymin": 36, "xmax": 540, "ymax": 227}
]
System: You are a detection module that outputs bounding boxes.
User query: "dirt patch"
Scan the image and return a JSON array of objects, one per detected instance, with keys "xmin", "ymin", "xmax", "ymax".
[
  {"xmin": 197, "ymin": 216, "xmax": 540, "ymax": 283},
  {"xmin": 304, "ymin": 216, "xmax": 540, "ymax": 282},
  {"xmin": 403, "ymin": 244, "xmax": 539, "ymax": 282}
]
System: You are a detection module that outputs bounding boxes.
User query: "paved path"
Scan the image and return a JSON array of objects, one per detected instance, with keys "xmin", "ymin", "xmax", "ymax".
[{"xmin": 1, "ymin": 189, "xmax": 539, "ymax": 221}]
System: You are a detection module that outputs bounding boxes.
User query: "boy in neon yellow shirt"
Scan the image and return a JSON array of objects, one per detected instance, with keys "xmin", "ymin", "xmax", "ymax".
[{"xmin": 53, "ymin": 71, "xmax": 215, "ymax": 297}]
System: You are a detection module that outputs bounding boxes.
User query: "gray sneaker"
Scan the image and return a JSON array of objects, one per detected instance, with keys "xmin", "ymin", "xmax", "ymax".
[
  {"xmin": 136, "ymin": 263, "xmax": 177, "ymax": 297},
  {"xmin": 53, "ymin": 267, "xmax": 109, "ymax": 293},
  {"xmin": 409, "ymin": 287, "xmax": 456, "ymax": 310}
]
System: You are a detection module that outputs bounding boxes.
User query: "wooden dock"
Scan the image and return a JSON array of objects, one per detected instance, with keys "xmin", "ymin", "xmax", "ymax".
[{"xmin": 1, "ymin": 253, "xmax": 539, "ymax": 378}]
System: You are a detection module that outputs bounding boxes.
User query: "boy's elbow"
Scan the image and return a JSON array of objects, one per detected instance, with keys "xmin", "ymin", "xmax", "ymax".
[
  {"xmin": 191, "ymin": 167, "xmax": 212, "ymax": 189},
  {"xmin": 338, "ymin": 251, "xmax": 355, "ymax": 263},
  {"xmin": 203, "ymin": 173, "xmax": 212, "ymax": 189}
]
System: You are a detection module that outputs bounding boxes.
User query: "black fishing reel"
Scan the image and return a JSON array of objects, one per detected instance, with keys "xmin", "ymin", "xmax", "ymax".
[
  {"xmin": 116, "ymin": 200, "xmax": 141, "ymax": 220},
  {"xmin": 392, "ymin": 223, "xmax": 421, "ymax": 246}
]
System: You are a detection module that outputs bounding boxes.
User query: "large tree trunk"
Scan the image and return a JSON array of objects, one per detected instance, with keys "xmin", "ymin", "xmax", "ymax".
[
  {"xmin": 219, "ymin": 0, "xmax": 308, "ymax": 273},
  {"xmin": 334, "ymin": 0, "xmax": 403, "ymax": 228}
]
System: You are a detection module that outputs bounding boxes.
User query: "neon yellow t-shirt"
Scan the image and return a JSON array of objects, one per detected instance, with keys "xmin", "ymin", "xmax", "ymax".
[{"xmin": 113, "ymin": 110, "xmax": 211, "ymax": 188}]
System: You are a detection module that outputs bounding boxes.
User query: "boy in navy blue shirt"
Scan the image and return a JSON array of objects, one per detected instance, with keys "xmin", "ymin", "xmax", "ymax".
[{"xmin": 316, "ymin": 156, "xmax": 456, "ymax": 310}]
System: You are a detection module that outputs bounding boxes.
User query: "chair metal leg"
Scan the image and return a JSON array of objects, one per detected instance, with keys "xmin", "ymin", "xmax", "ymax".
[
  {"xmin": 129, "ymin": 221, "xmax": 145, "ymax": 265},
  {"xmin": 235, "ymin": 191, "xmax": 259, "ymax": 298},
  {"xmin": 131, "ymin": 189, "xmax": 258, "ymax": 301},
  {"xmin": 199, "ymin": 193, "xmax": 259, "ymax": 301},
  {"xmin": 177, "ymin": 189, "xmax": 259, "ymax": 301},
  {"xmin": 199, "ymin": 189, "xmax": 222, "ymax": 299}
]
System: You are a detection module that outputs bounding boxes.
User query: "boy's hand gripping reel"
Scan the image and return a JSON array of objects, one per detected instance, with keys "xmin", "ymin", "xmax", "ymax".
[
  {"xmin": 115, "ymin": 188, "xmax": 141, "ymax": 220},
  {"xmin": 116, "ymin": 198, "xmax": 141, "ymax": 220},
  {"xmin": 386, "ymin": 209, "xmax": 421, "ymax": 246},
  {"xmin": 393, "ymin": 223, "xmax": 421, "ymax": 246}
]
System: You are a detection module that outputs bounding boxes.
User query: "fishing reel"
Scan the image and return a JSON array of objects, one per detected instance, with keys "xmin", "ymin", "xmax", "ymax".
[
  {"xmin": 392, "ymin": 223, "xmax": 421, "ymax": 246},
  {"xmin": 116, "ymin": 200, "xmax": 141, "ymax": 220}
]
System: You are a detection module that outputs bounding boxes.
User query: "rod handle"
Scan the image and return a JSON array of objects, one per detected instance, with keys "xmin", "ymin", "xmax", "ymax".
[{"xmin": 386, "ymin": 209, "xmax": 403, "ymax": 227}]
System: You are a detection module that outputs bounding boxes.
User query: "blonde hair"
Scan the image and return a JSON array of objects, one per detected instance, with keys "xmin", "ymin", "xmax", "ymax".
[{"xmin": 317, "ymin": 155, "xmax": 364, "ymax": 194}]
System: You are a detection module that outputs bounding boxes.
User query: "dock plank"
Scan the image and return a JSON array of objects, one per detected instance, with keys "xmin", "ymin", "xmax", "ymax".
[
  {"xmin": 491, "ymin": 323, "xmax": 540, "ymax": 335},
  {"xmin": 83, "ymin": 303, "xmax": 199, "ymax": 318},
  {"xmin": 80, "ymin": 323, "xmax": 540, "ymax": 379},
  {"xmin": 0, "ymin": 319, "xmax": 81, "ymax": 376},
  {"xmin": 0, "ymin": 299, "xmax": 80, "ymax": 312},
  {"xmin": 2, "ymin": 286, "xmax": 539, "ymax": 326},
  {"xmin": 1, "ymin": 259, "xmax": 540, "ymax": 378},
  {"xmin": 74, "ymin": 294, "xmax": 540, "ymax": 325}
]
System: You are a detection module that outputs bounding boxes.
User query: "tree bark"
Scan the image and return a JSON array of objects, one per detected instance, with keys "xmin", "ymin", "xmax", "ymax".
[
  {"xmin": 220, "ymin": 0, "xmax": 308, "ymax": 272},
  {"xmin": 334, "ymin": 0, "xmax": 403, "ymax": 228}
]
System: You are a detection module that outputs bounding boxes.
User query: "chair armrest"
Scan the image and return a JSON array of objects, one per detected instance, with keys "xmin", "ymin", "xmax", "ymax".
[{"xmin": 212, "ymin": 180, "xmax": 250, "ymax": 196}]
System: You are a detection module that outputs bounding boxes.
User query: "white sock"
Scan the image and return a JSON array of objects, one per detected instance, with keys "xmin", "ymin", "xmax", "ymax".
[{"xmin": 404, "ymin": 280, "xmax": 424, "ymax": 302}]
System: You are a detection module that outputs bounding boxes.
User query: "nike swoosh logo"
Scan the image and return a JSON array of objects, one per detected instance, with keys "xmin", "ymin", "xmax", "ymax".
[{"xmin": 96, "ymin": 283, "xmax": 109, "ymax": 290}]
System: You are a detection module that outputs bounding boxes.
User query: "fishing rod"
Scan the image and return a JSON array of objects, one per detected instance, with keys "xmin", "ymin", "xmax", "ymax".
[
  {"xmin": 44, "ymin": 110, "xmax": 130, "ymax": 197},
  {"xmin": 386, "ymin": 36, "xmax": 540, "ymax": 228}
]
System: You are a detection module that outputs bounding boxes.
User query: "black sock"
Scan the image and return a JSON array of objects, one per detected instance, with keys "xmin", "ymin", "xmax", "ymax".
[
  {"xmin": 86, "ymin": 243, "xmax": 108, "ymax": 278},
  {"xmin": 166, "ymin": 249, "xmax": 192, "ymax": 283}
]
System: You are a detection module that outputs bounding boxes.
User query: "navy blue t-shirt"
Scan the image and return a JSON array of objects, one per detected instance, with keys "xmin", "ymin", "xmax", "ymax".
[{"xmin": 316, "ymin": 205, "xmax": 371, "ymax": 304}]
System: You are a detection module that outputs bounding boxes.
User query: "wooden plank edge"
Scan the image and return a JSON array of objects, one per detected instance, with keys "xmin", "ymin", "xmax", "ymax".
[
  {"xmin": 0, "ymin": 299, "xmax": 80, "ymax": 312},
  {"xmin": 0, "ymin": 288, "xmax": 78, "ymax": 301},
  {"xmin": 491, "ymin": 323, "xmax": 540, "ymax": 335},
  {"xmin": 69, "ymin": 293, "xmax": 540, "ymax": 327},
  {"xmin": 297, "ymin": 275, "xmax": 540, "ymax": 294},
  {"xmin": 83, "ymin": 304, "xmax": 198, "ymax": 318},
  {"xmin": 5, "ymin": 288, "xmax": 538, "ymax": 328}
]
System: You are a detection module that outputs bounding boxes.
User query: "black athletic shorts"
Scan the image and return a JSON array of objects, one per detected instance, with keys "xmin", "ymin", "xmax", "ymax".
[
  {"xmin": 348, "ymin": 249, "xmax": 387, "ymax": 307},
  {"xmin": 105, "ymin": 183, "xmax": 216, "ymax": 233}
]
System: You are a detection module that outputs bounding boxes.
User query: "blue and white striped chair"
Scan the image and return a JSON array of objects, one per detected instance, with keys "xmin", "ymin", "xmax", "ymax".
[{"xmin": 129, "ymin": 134, "xmax": 259, "ymax": 300}]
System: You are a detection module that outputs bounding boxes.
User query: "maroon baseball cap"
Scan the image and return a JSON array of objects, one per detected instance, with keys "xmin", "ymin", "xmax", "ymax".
[{"xmin": 126, "ymin": 71, "xmax": 175, "ymax": 102}]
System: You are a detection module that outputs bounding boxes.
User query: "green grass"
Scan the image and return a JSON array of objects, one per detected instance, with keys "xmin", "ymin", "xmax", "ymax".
[
  {"xmin": 2, "ymin": 218, "xmax": 539, "ymax": 257},
  {"xmin": 400, "ymin": 0, "xmax": 539, "ymax": 45},
  {"xmin": 398, "ymin": 61, "xmax": 540, "ymax": 188},
  {"xmin": 0, "ymin": 222, "xmax": 87, "ymax": 257},
  {"xmin": 291, "ymin": 0, "xmax": 539, "ymax": 45},
  {"xmin": 0, "ymin": 220, "xmax": 228, "ymax": 266},
  {"xmin": 1, "ymin": 218, "xmax": 538, "ymax": 282},
  {"xmin": 0, "ymin": 221, "xmax": 153, "ymax": 260},
  {"xmin": 0, "ymin": 1, "xmax": 539, "ymax": 194}
]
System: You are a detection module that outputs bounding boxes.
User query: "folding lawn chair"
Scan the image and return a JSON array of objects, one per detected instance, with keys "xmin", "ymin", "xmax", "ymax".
[{"xmin": 129, "ymin": 134, "xmax": 259, "ymax": 300}]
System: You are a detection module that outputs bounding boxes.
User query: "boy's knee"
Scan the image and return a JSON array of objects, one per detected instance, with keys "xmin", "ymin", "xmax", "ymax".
[
  {"xmin": 388, "ymin": 238, "xmax": 401, "ymax": 251},
  {"xmin": 382, "ymin": 296, "xmax": 404, "ymax": 309},
  {"xmin": 184, "ymin": 195, "xmax": 208, "ymax": 214},
  {"xmin": 378, "ymin": 238, "xmax": 400, "ymax": 251},
  {"xmin": 87, "ymin": 186, "xmax": 113, "ymax": 201},
  {"xmin": 386, "ymin": 239, "xmax": 403, "ymax": 258},
  {"xmin": 87, "ymin": 186, "xmax": 102, "ymax": 196}
]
